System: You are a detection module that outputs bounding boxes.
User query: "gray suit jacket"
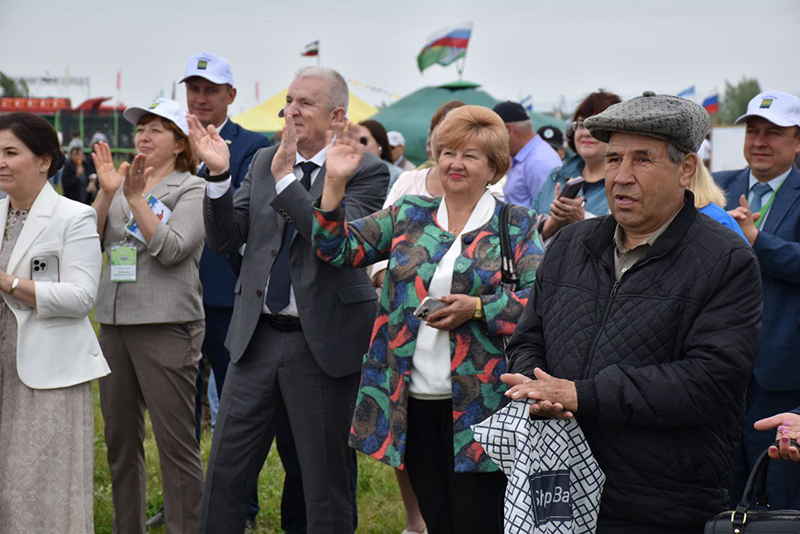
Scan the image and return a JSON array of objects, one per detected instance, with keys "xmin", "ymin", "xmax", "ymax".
[
  {"xmin": 96, "ymin": 171, "xmax": 206, "ymax": 325},
  {"xmin": 204, "ymin": 146, "xmax": 389, "ymax": 377}
]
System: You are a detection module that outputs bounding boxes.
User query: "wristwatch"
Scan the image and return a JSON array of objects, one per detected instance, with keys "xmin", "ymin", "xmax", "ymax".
[
  {"xmin": 8, "ymin": 277, "xmax": 20, "ymax": 296},
  {"xmin": 472, "ymin": 297, "xmax": 484, "ymax": 321}
]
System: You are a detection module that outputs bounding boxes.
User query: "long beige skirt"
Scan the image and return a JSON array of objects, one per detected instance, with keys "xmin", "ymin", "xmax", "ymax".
[{"xmin": 0, "ymin": 303, "xmax": 95, "ymax": 534}]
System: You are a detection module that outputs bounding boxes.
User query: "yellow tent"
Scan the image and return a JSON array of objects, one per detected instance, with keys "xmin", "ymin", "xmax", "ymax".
[{"xmin": 232, "ymin": 89, "xmax": 378, "ymax": 133}]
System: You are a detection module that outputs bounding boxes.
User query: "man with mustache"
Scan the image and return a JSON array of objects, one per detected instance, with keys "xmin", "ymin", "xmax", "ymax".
[
  {"xmin": 715, "ymin": 90, "xmax": 800, "ymax": 509},
  {"xmin": 502, "ymin": 92, "xmax": 763, "ymax": 533}
]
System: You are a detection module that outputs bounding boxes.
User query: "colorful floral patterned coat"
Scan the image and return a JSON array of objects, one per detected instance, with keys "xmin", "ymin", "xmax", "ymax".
[{"xmin": 312, "ymin": 194, "xmax": 544, "ymax": 472}]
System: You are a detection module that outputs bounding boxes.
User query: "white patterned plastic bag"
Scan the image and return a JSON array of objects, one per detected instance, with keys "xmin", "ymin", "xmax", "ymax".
[{"xmin": 472, "ymin": 400, "xmax": 605, "ymax": 534}]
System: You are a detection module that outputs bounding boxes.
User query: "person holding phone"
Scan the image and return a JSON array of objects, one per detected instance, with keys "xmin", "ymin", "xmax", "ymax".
[
  {"xmin": 92, "ymin": 98, "xmax": 207, "ymax": 534},
  {"xmin": 301, "ymin": 106, "xmax": 545, "ymax": 533},
  {"xmin": 0, "ymin": 112, "xmax": 110, "ymax": 532},
  {"xmin": 533, "ymin": 90, "xmax": 621, "ymax": 241}
]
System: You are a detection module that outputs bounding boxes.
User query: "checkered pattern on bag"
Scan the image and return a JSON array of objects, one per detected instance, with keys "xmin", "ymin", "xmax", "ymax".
[{"xmin": 472, "ymin": 400, "xmax": 605, "ymax": 534}]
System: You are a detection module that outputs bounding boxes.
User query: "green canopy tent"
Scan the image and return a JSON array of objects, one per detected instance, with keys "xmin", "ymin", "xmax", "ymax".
[{"xmin": 371, "ymin": 81, "xmax": 566, "ymax": 165}]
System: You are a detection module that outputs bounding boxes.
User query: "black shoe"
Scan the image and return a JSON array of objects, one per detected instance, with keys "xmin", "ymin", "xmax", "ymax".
[
  {"xmin": 146, "ymin": 507, "xmax": 165, "ymax": 529},
  {"xmin": 244, "ymin": 517, "xmax": 256, "ymax": 533}
]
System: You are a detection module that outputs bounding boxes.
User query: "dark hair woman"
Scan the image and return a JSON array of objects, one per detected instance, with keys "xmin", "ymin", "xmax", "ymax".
[
  {"xmin": 0, "ymin": 112, "xmax": 109, "ymax": 532},
  {"xmin": 356, "ymin": 119, "xmax": 405, "ymax": 190},
  {"xmin": 533, "ymin": 90, "xmax": 621, "ymax": 240}
]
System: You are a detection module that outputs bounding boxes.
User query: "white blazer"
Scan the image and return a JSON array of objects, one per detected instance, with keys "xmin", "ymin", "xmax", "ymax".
[{"xmin": 0, "ymin": 183, "xmax": 110, "ymax": 389}]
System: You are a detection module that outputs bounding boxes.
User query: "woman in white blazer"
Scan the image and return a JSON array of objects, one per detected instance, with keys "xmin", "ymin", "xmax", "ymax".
[{"xmin": 0, "ymin": 112, "xmax": 109, "ymax": 533}]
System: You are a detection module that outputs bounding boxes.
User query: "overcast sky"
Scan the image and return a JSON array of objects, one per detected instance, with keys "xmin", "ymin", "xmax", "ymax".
[{"xmin": 3, "ymin": 0, "xmax": 798, "ymax": 117}]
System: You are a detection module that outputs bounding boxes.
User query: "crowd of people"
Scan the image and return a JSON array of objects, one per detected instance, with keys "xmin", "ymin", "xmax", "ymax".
[{"xmin": 0, "ymin": 49, "xmax": 798, "ymax": 534}]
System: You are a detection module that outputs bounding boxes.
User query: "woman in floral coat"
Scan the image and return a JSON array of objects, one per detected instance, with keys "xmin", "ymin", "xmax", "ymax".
[{"xmin": 314, "ymin": 106, "xmax": 544, "ymax": 533}]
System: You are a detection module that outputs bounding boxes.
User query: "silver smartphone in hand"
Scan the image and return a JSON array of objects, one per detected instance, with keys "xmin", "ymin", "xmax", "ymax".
[
  {"xmin": 31, "ymin": 255, "xmax": 60, "ymax": 282},
  {"xmin": 412, "ymin": 296, "xmax": 447, "ymax": 320}
]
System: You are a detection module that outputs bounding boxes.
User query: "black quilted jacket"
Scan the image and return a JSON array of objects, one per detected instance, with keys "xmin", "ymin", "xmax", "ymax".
[{"xmin": 507, "ymin": 193, "xmax": 763, "ymax": 529}]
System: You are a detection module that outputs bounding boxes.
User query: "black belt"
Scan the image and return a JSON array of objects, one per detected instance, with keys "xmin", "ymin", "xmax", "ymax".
[{"xmin": 260, "ymin": 313, "xmax": 303, "ymax": 332}]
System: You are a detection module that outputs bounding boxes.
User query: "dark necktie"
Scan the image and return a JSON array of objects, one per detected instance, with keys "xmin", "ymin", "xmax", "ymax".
[
  {"xmin": 265, "ymin": 161, "xmax": 318, "ymax": 314},
  {"xmin": 749, "ymin": 182, "xmax": 772, "ymax": 214}
]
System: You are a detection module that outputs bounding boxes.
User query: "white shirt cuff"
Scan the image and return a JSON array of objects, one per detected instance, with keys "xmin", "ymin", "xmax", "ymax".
[
  {"xmin": 275, "ymin": 173, "xmax": 298, "ymax": 196},
  {"xmin": 206, "ymin": 178, "xmax": 232, "ymax": 199}
]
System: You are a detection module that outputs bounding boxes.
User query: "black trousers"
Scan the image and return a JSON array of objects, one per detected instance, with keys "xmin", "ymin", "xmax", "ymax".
[
  {"xmin": 195, "ymin": 305, "xmax": 260, "ymax": 521},
  {"xmin": 200, "ymin": 317, "xmax": 359, "ymax": 534},
  {"xmin": 405, "ymin": 397, "xmax": 506, "ymax": 534}
]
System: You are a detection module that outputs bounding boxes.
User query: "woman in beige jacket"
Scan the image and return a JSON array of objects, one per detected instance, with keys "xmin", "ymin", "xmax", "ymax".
[{"xmin": 92, "ymin": 98, "xmax": 206, "ymax": 534}]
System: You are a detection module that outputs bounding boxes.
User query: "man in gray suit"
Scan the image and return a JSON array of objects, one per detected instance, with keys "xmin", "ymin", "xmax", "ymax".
[{"xmin": 188, "ymin": 66, "xmax": 388, "ymax": 533}]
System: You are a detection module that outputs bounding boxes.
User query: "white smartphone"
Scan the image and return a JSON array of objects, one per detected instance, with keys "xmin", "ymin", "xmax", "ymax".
[
  {"xmin": 31, "ymin": 255, "xmax": 60, "ymax": 282},
  {"xmin": 412, "ymin": 296, "xmax": 447, "ymax": 320}
]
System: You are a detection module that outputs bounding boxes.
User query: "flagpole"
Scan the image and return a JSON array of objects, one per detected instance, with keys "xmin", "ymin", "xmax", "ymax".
[{"xmin": 456, "ymin": 27, "xmax": 471, "ymax": 81}]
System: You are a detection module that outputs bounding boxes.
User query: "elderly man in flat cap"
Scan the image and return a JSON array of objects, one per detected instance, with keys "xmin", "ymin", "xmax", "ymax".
[{"xmin": 501, "ymin": 91, "xmax": 763, "ymax": 533}]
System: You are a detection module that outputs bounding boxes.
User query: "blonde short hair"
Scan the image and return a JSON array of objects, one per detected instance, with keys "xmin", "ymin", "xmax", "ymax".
[
  {"xmin": 689, "ymin": 161, "xmax": 727, "ymax": 209},
  {"xmin": 433, "ymin": 105, "xmax": 510, "ymax": 184}
]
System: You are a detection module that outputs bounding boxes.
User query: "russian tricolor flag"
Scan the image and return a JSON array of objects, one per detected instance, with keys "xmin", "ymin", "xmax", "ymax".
[
  {"xmin": 417, "ymin": 23, "xmax": 473, "ymax": 72},
  {"xmin": 703, "ymin": 93, "xmax": 719, "ymax": 114},
  {"xmin": 301, "ymin": 41, "xmax": 319, "ymax": 57}
]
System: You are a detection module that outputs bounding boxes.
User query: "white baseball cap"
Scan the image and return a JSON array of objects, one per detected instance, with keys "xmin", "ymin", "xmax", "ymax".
[
  {"xmin": 735, "ymin": 90, "xmax": 800, "ymax": 128},
  {"xmin": 180, "ymin": 51, "xmax": 235, "ymax": 87},
  {"xmin": 387, "ymin": 131, "xmax": 406, "ymax": 147},
  {"xmin": 123, "ymin": 98, "xmax": 190, "ymax": 136}
]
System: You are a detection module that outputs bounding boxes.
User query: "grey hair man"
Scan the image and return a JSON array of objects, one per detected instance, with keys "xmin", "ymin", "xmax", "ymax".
[
  {"xmin": 193, "ymin": 66, "xmax": 389, "ymax": 533},
  {"xmin": 492, "ymin": 100, "xmax": 561, "ymax": 207},
  {"xmin": 502, "ymin": 92, "xmax": 762, "ymax": 532}
]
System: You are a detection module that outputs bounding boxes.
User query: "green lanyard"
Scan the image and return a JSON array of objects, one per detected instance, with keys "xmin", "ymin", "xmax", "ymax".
[{"xmin": 753, "ymin": 181, "xmax": 784, "ymax": 229}]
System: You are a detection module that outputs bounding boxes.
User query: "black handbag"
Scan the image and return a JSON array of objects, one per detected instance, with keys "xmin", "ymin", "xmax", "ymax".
[{"xmin": 705, "ymin": 439, "xmax": 800, "ymax": 533}]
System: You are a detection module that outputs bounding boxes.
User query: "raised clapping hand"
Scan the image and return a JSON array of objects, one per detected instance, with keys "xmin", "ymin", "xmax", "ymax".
[
  {"xmin": 186, "ymin": 114, "xmax": 230, "ymax": 175},
  {"xmin": 325, "ymin": 120, "xmax": 364, "ymax": 184},
  {"xmin": 270, "ymin": 108, "xmax": 299, "ymax": 181},
  {"xmin": 754, "ymin": 412, "xmax": 800, "ymax": 462},
  {"xmin": 91, "ymin": 142, "xmax": 127, "ymax": 194},
  {"xmin": 319, "ymin": 120, "xmax": 365, "ymax": 211},
  {"xmin": 500, "ymin": 368, "xmax": 578, "ymax": 419},
  {"xmin": 121, "ymin": 154, "xmax": 153, "ymax": 199},
  {"xmin": 728, "ymin": 194, "xmax": 760, "ymax": 246}
]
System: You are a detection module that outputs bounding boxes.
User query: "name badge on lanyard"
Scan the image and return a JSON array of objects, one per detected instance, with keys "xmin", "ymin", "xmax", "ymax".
[{"xmin": 110, "ymin": 242, "xmax": 137, "ymax": 282}]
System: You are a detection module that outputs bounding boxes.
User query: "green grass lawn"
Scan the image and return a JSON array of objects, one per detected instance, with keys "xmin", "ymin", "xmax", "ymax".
[
  {"xmin": 91, "ymin": 383, "xmax": 407, "ymax": 533},
  {"xmin": 88, "ymin": 313, "xmax": 405, "ymax": 533}
]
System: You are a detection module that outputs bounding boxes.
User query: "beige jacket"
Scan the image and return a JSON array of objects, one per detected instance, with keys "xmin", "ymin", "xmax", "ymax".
[{"xmin": 95, "ymin": 171, "xmax": 206, "ymax": 325}]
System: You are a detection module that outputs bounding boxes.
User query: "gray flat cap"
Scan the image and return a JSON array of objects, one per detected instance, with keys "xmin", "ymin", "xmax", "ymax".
[{"xmin": 584, "ymin": 91, "xmax": 710, "ymax": 154}]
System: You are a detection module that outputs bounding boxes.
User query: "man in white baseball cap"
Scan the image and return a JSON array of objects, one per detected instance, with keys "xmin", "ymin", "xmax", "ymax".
[
  {"xmin": 173, "ymin": 51, "xmax": 271, "ymax": 532},
  {"xmin": 387, "ymin": 130, "xmax": 415, "ymax": 171},
  {"xmin": 715, "ymin": 90, "xmax": 800, "ymax": 510}
]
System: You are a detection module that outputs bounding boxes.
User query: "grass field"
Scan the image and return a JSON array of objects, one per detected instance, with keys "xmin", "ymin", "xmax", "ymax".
[{"xmin": 90, "ymin": 381, "xmax": 407, "ymax": 534}]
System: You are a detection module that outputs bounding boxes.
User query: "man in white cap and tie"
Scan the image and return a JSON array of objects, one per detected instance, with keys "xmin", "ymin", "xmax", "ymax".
[
  {"xmin": 173, "ymin": 51, "xmax": 271, "ymax": 532},
  {"xmin": 715, "ymin": 90, "xmax": 800, "ymax": 510}
]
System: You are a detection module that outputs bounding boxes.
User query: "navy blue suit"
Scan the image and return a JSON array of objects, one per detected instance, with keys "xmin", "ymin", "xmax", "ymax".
[
  {"xmin": 715, "ymin": 165, "xmax": 800, "ymax": 509},
  {"xmin": 196, "ymin": 119, "xmax": 270, "ymax": 521},
  {"xmin": 199, "ymin": 120, "xmax": 271, "ymax": 308}
]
